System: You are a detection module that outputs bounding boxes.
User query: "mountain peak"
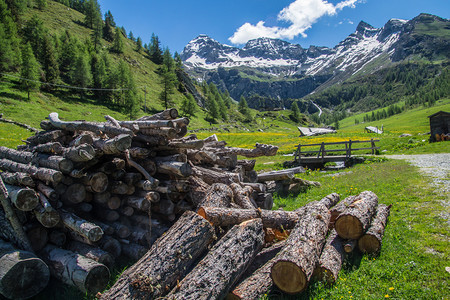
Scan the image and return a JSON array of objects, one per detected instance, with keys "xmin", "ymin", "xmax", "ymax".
[{"xmin": 356, "ymin": 21, "xmax": 375, "ymax": 33}]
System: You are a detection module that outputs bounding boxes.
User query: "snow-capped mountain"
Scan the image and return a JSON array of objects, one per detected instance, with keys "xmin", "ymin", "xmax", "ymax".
[{"xmin": 180, "ymin": 14, "xmax": 449, "ymax": 106}]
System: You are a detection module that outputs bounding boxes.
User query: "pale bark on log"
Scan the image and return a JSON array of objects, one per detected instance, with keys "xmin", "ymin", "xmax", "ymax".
[
  {"xmin": 48, "ymin": 112, "xmax": 133, "ymax": 137},
  {"xmin": 36, "ymin": 154, "xmax": 74, "ymax": 174},
  {"xmin": 335, "ymin": 191, "xmax": 378, "ymax": 240},
  {"xmin": 318, "ymin": 193, "xmax": 341, "ymax": 209},
  {"xmin": 313, "ymin": 229, "xmax": 345, "ymax": 284},
  {"xmin": 138, "ymin": 108, "xmax": 178, "ymax": 121},
  {"xmin": 59, "ymin": 209, "xmax": 103, "ymax": 242},
  {"xmin": 39, "ymin": 244, "xmax": 110, "ymax": 294},
  {"xmin": 0, "ymin": 171, "xmax": 35, "ymax": 188},
  {"xmin": 28, "ymin": 141, "xmax": 64, "ymax": 154},
  {"xmin": 128, "ymin": 147, "xmax": 151, "ymax": 159},
  {"xmin": 118, "ymin": 119, "xmax": 175, "ymax": 130},
  {"xmin": 358, "ymin": 204, "xmax": 392, "ymax": 254},
  {"xmin": 156, "ymin": 161, "xmax": 192, "ymax": 177},
  {"xmin": 139, "ymin": 128, "xmax": 177, "ymax": 139},
  {"xmin": 69, "ymin": 133, "xmax": 94, "ymax": 147},
  {"xmin": 192, "ymin": 166, "xmax": 241, "ymax": 185},
  {"xmin": 0, "ymin": 146, "xmax": 33, "ymax": 163},
  {"xmin": 257, "ymin": 170, "xmax": 294, "ymax": 182},
  {"xmin": 67, "ymin": 241, "xmax": 114, "ymax": 269},
  {"xmin": 168, "ymin": 219, "xmax": 264, "ymax": 300},
  {"xmin": 100, "ymin": 211, "xmax": 214, "ymax": 300},
  {"xmin": 0, "ymin": 178, "xmax": 33, "ymax": 252},
  {"xmin": 167, "ymin": 139, "xmax": 204, "ymax": 149},
  {"xmin": 216, "ymin": 143, "xmax": 278, "ymax": 158},
  {"xmin": 62, "ymin": 144, "xmax": 96, "ymax": 162},
  {"xmin": 198, "ymin": 183, "xmax": 233, "ymax": 208},
  {"xmin": 93, "ymin": 134, "xmax": 132, "ymax": 155},
  {"xmin": 136, "ymin": 179, "xmax": 159, "ymax": 191},
  {"xmin": 0, "ymin": 158, "xmax": 64, "ymax": 184},
  {"xmin": 198, "ymin": 206, "xmax": 300, "ymax": 230},
  {"xmin": 270, "ymin": 202, "xmax": 330, "ymax": 294},
  {"xmin": 26, "ymin": 130, "xmax": 67, "ymax": 146},
  {"xmin": 5, "ymin": 184, "xmax": 39, "ymax": 211},
  {"xmin": 34, "ymin": 195, "xmax": 60, "ymax": 228},
  {"xmin": 241, "ymin": 182, "xmax": 266, "ymax": 193},
  {"xmin": 0, "ymin": 239, "xmax": 50, "ymax": 300}
]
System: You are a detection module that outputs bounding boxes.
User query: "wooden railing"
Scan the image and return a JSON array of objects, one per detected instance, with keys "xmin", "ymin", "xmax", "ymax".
[{"xmin": 294, "ymin": 139, "xmax": 379, "ymax": 163}]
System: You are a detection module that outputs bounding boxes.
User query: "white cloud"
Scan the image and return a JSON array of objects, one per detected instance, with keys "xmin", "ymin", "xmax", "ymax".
[{"xmin": 229, "ymin": 0, "xmax": 360, "ymax": 44}]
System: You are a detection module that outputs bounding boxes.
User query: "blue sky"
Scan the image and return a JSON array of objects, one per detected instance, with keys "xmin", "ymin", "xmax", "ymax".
[{"xmin": 97, "ymin": 0, "xmax": 448, "ymax": 54}]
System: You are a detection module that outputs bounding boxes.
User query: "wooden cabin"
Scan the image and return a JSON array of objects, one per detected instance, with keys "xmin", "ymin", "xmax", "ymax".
[{"xmin": 428, "ymin": 111, "xmax": 450, "ymax": 142}]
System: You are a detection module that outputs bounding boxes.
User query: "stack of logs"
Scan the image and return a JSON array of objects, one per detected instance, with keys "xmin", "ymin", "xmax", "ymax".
[
  {"xmin": 99, "ymin": 189, "xmax": 391, "ymax": 299},
  {"xmin": 0, "ymin": 109, "xmax": 284, "ymax": 299}
]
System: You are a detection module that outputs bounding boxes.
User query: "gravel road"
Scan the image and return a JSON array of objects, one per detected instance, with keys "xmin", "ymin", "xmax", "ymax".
[{"xmin": 385, "ymin": 153, "xmax": 450, "ymax": 196}]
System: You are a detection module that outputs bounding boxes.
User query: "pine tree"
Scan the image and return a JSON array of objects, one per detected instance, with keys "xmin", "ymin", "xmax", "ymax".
[
  {"xmin": 0, "ymin": 23, "xmax": 14, "ymax": 75},
  {"xmin": 238, "ymin": 96, "xmax": 252, "ymax": 122},
  {"xmin": 5, "ymin": 0, "xmax": 27, "ymax": 20},
  {"xmin": 291, "ymin": 101, "xmax": 301, "ymax": 122},
  {"xmin": 136, "ymin": 37, "xmax": 142, "ymax": 52},
  {"xmin": 91, "ymin": 13, "xmax": 103, "ymax": 51},
  {"xmin": 103, "ymin": 10, "xmax": 115, "ymax": 42},
  {"xmin": 84, "ymin": 0, "xmax": 101, "ymax": 29},
  {"xmin": 128, "ymin": 31, "xmax": 135, "ymax": 41},
  {"xmin": 149, "ymin": 33, "xmax": 163, "ymax": 64},
  {"xmin": 0, "ymin": 2, "xmax": 21, "ymax": 70},
  {"xmin": 158, "ymin": 65, "xmax": 176, "ymax": 109},
  {"xmin": 91, "ymin": 51, "xmax": 109, "ymax": 100},
  {"xmin": 206, "ymin": 92, "xmax": 219, "ymax": 121},
  {"xmin": 112, "ymin": 26, "xmax": 124, "ymax": 53},
  {"xmin": 70, "ymin": 51, "xmax": 92, "ymax": 97},
  {"xmin": 174, "ymin": 51, "xmax": 182, "ymax": 69},
  {"xmin": 41, "ymin": 35, "xmax": 59, "ymax": 90},
  {"xmin": 162, "ymin": 47, "xmax": 174, "ymax": 71},
  {"xmin": 35, "ymin": 0, "xmax": 46, "ymax": 10},
  {"xmin": 181, "ymin": 94, "xmax": 197, "ymax": 118},
  {"xmin": 22, "ymin": 14, "xmax": 46, "ymax": 61},
  {"xmin": 20, "ymin": 43, "xmax": 40, "ymax": 100}
]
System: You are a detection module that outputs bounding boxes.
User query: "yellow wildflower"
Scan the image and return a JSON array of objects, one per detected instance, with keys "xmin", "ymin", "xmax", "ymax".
[
  {"xmin": 389, "ymin": 287, "xmax": 394, "ymax": 291},
  {"xmin": 385, "ymin": 295, "xmax": 389, "ymax": 298}
]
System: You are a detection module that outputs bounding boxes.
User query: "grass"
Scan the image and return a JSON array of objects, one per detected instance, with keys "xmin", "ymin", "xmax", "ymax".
[{"xmin": 266, "ymin": 159, "xmax": 449, "ymax": 299}]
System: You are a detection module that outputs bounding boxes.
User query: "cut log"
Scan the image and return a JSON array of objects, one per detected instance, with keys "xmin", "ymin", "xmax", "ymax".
[
  {"xmin": 317, "ymin": 193, "xmax": 341, "ymax": 209},
  {"xmin": 5, "ymin": 184, "xmax": 39, "ymax": 211},
  {"xmin": 118, "ymin": 119, "xmax": 175, "ymax": 130},
  {"xmin": 0, "ymin": 171, "xmax": 35, "ymax": 187},
  {"xmin": 192, "ymin": 166, "xmax": 241, "ymax": 185},
  {"xmin": 48, "ymin": 112, "xmax": 132, "ymax": 137},
  {"xmin": 270, "ymin": 202, "xmax": 330, "ymax": 294},
  {"xmin": 0, "ymin": 146, "xmax": 33, "ymax": 163},
  {"xmin": 134, "ymin": 133, "xmax": 168, "ymax": 146},
  {"xmin": 93, "ymin": 134, "xmax": 132, "ymax": 155},
  {"xmin": 187, "ymin": 176, "xmax": 210, "ymax": 208},
  {"xmin": 26, "ymin": 130, "xmax": 67, "ymax": 146},
  {"xmin": 34, "ymin": 195, "xmax": 60, "ymax": 228},
  {"xmin": 154, "ymin": 153, "xmax": 187, "ymax": 163},
  {"xmin": 29, "ymin": 142, "xmax": 64, "ymax": 154},
  {"xmin": 97, "ymin": 236, "xmax": 122, "ymax": 258},
  {"xmin": 344, "ymin": 240, "xmax": 357, "ymax": 253},
  {"xmin": 313, "ymin": 229, "xmax": 345, "ymax": 284},
  {"xmin": 59, "ymin": 210, "xmax": 103, "ymax": 242},
  {"xmin": 93, "ymin": 192, "xmax": 111, "ymax": 205},
  {"xmin": 67, "ymin": 241, "xmax": 114, "ymax": 269},
  {"xmin": 358, "ymin": 204, "xmax": 392, "ymax": 254},
  {"xmin": 230, "ymin": 183, "xmax": 257, "ymax": 209},
  {"xmin": 126, "ymin": 196, "xmax": 151, "ymax": 211},
  {"xmin": 36, "ymin": 181, "xmax": 58, "ymax": 201},
  {"xmin": 198, "ymin": 183, "xmax": 233, "ymax": 208},
  {"xmin": 257, "ymin": 170, "xmax": 294, "ymax": 182},
  {"xmin": 39, "ymin": 244, "xmax": 110, "ymax": 294},
  {"xmin": 62, "ymin": 144, "xmax": 96, "ymax": 162},
  {"xmin": 100, "ymin": 211, "xmax": 214, "ymax": 299},
  {"xmin": 36, "ymin": 154, "xmax": 74, "ymax": 174},
  {"xmin": 82, "ymin": 172, "xmax": 109, "ymax": 193},
  {"xmin": 139, "ymin": 127, "xmax": 177, "ymax": 139},
  {"xmin": 0, "ymin": 158, "xmax": 64, "ymax": 184},
  {"xmin": 0, "ymin": 239, "xmax": 50, "ymax": 300},
  {"xmin": 167, "ymin": 139, "xmax": 204, "ymax": 149},
  {"xmin": 109, "ymin": 222, "xmax": 130, "ymax": 239},
  {"xmin": 138, "ymin": 108, "xmax": 178, "ymax": 121},
  {"xmin": 329, "ymin": 195, "xmax": 358, "ymax": 228},
  {"xmin": 69, "ymin": 133, "xmax": 94, "ymax": 147},
  {"xmin": 136, "ymin": 178, "xmax": 159, "ymax": 191},
  {"xmin": 168, "ymin": 219, "xmax": 264, "ymax": 300},
  {"xmin": 122, "ymin": 172, "xmax": 143, "ymax": 185},
  {"xmin": 151, "ymin": 198, "xmax": 175, "ymax": 216},
  {"xmin": 241, "ymin": 182, "xmax": 266, "ymax": 193},
  {"xmin": 198, "ymin": 206, "xmax": 302, "ymax": 230},
  {"xmin": 335, "ymin": 191, "xmax": 378, "ymax": 240},
  {"xmin": 62, "ymin": 183, "xmax": 86, "ymax": 204},
  {"xmin": 156, "ymin": 161, "xmax": 192, "ymax": 177},
  {"xmin": 255, "ymin": 193, "xmax": 274, "ymax": 210},
  {"xmin": 215, "ymin": 143, "xmax": 278, "ymax": 158}
]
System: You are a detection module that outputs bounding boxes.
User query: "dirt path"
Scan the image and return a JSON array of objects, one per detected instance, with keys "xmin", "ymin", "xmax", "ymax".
[{"xmin": 384, "ymin": 153, "xmax": 450, "ymax": 196}]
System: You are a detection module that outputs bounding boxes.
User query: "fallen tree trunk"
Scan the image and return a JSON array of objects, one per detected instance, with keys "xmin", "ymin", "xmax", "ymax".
[
  {"xmin": 335, "ymin": 191, "xmax": 378, "ymax": 240},
  {"xmin": 358, "ymin": 204, "xmax": 392, "ymax": 254},
  {"xmin": 39, "ymin": 245, "xmax": 110, "ymax": 295},
  {"xmin": 270, "ymin": 202, "xmax": 330, "ymax": 294},
  {"xmin": 169, "ymin": 219, "xmax": 264, "ymax": 300},
  {"xmin": 99, "ymin": 211, "xmax": 214, "ymax": 299},
  {"xmin": 198, "ymin": 206, "xmax": 300, "ymax": 230},
  {"xmin": 0, "ymin": 239, "xmax": 50, "ymax": 300},
  {"xmin": 313, "ymin": 229, "xmax": 345, "ymax": 284}
]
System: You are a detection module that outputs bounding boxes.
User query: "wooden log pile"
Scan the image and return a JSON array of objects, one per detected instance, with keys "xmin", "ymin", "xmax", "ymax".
[{"xmin": 0, "ymin": 109, "xmax": 286, "ymax": 298}]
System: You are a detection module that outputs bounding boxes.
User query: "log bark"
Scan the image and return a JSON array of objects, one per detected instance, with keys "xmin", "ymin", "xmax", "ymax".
[
  {"xmin": 97, "ymin": 236, "xmax": 122, "ymax": 258},
  {"xmin": 37, "ymin": 181, "xmax": 58, "ymax": 201},
  {"xmin": 198, "ymin": 183, "xmax": 233, "ymax": 208},
  {"xmin": 335, "ymin": 191, "xmax": 378, "ymax": 240},
  {"xmin": 154, "ymin": 153, "xmax": 187, "ymax": 163},
  {"xmin": 0, "ymin": 239, "xmax": 50, "ymax": 300},
  {"xmin": 5, "ymin": 184, "xmax": 39, "ymax": 211},
  {"xmin": 28, "ymin": 141, "xmax": 64, "ymax": 154},
  {"xmin": 255, "ymin": 193, "xmax": 274, "ymax": 210},
  {"xmin": 62, "ymin": 144, "xmax": 96, "ymax": 162},
  {"xmin": 93, "ymin": 134, "xmax": 132, "ymax": 155},
  {"xmin": 82, "ymin": 172, "xmax": 109, "ymax": 193},
  {"xmin": 0, "ymin": 146, "xmax": 33, "ymax": 163},
  {"xmin": 270, "ymin": 202, "xmax": 330, "ymax": 294},
  {"xmin": 34, "ymin": 194, "xmax": 60, "ymax": 228},
  {"xmin": 39, "ymin": 244, "xmax": 110, "ymax": 294},
  {"xmin": 121, "ymin": 243, "xmax": 147, "ymax": 261},
  {"xmin": 26, "ymin": 130, "xmax": 67, "ymax": 146},
  {"xmin": 358, "ymin": 204, "xmax": 392, "ymax": 254},
  {"xmin": 139, "ymin": 128, "xmax": 177, "ymax": 139},
  {"xmin": 0, "ymin": 171, "xmax": 35, "ymax": 188},
  {"xmin": 187, "ymin": 176, "xmax": 210, "ymax": 208},
  {"xmin": 59, "ymin": 209, "xmax": 103, "ymax": 242},
  {"xmin": 230, "ymin": 183, "xmax": 257, "ymax": 209},
  {"xmin": 313, "ymin": 229, "xmax": 346, "ymax": 284},
  {"xmin": 62, "ymin": 183, "xmax": 86, "ymax": 204},
  {"xmin": 216, "ymin": 143, "xmax": 278, "ymax": 158},
  {"xmin": 0, "ymin": 178, "xmax": 33, "ymax": 252},
  {"xmin": 198, "ymin": 206, "xmax": 301, "ymax": 230},
  {"xmin": 192, "ymin": 166, "xmax": 241, "ymax": 185},
  {"xmin": 156, "ymin": 161, "xmax": 192, "ymax": 177},
  {"xmin": 241, "ymin": 182, "xmax": 266, "ymax": 193},
  {"xmin": 257, "ymin": 170, "xmax": 294, "ymax": 182},
  {"xmin": 26, "ymin": 225, "xmax": 48, "ymax": 252},
  {"xmin": 329, "ymin": 195, "xmax": 358, "ymax": 228},
  {"xmin": 67, "ymin": 241, "xmax": 114, "ymax": 269},
  {"xmin": 48, "ymin": 112, "xmax": 132, "ymax": 136},
  {"xmin": 100, "ymin": 211, "xmax": 214, "ymax": 299},
  {"xmin": 0, "ymin": 158, "xmax": 64, "ymax": 184},
  {"xmin": 36, "ymin": 154, "xmax": 74, "ymax": 174},
  {"xmin": 118, "ymin": 119, "xmax": 175, "ymax": 130},
  {"xmin": 126, "ymin": 196, "xmax": 151, "ymax": 211},
  {"xmin": 69, "ymin": 133, "xmax": 94, "ymax": 147},
  {"xmin": 138, "ymin": 108, "xmax": 178, "ymax": 121},
  {"xmin": 168, "ymin": 219, "xmax": 264, "ymax": 300}
]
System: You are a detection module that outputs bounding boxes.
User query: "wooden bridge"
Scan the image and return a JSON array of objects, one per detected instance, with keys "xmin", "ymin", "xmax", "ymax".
[{"xmin": 294, "ymin": 139, "xmax": 379, "ymax": 166}]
